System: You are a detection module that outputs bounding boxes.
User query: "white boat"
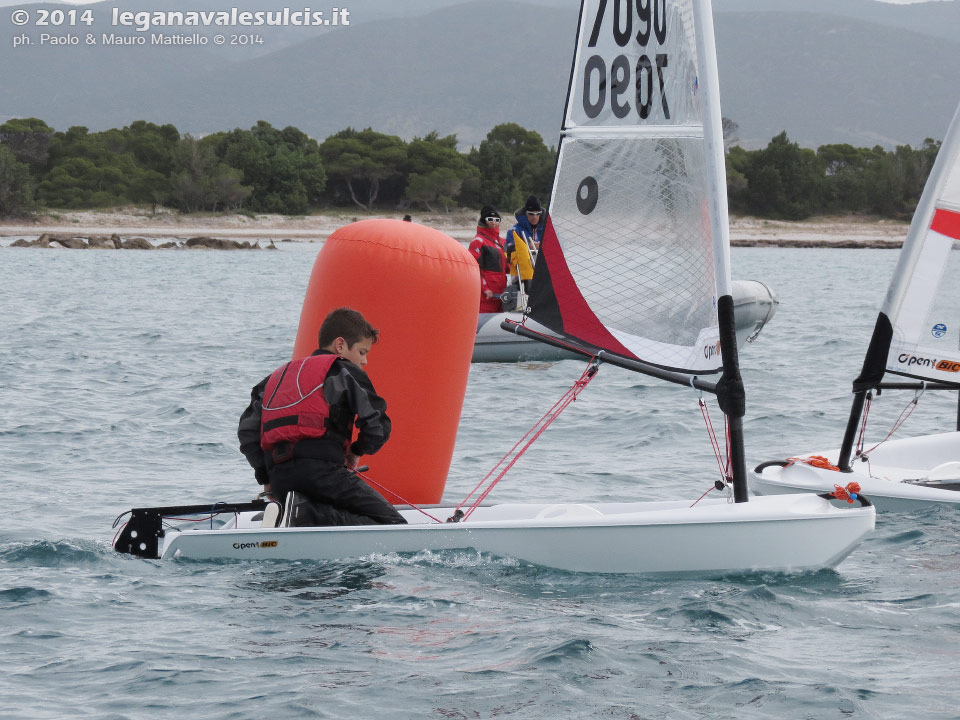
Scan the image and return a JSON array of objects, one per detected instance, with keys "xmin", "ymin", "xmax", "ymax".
[
  {"xmin": 113, "ymin": 0, "xmax": 873, "ymax": 573},
  {"xmin": 473, "ymin": 279, "xmax": 779, "ymax": 362},
  {"xmin": 750, "ymin": 100, "xmax": 960, "ymax": 511},
  {"xmin": 116, "ymin": 495, "xmax": 872, "ymax": 573}
]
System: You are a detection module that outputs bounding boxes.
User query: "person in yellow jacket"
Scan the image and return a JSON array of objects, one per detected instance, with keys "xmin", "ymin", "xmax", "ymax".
[{"xmin": 505, "ymin": 195, "xmax": 545, "ymax": 305}]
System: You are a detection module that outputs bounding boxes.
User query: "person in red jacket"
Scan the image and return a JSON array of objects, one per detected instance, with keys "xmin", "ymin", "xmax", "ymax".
[
  {"xmin": 468, "ymin": 205, "xmax": 507, "ymax": 313},
  {"xmin": 238, "ymin": 307, "xmax": 406, "ymax": 527}
]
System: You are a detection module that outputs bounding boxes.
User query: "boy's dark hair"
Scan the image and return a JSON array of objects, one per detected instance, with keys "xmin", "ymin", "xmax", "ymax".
[{"xmin": 318, "ymin": 307, "xmax": 379, "ymax": 348}]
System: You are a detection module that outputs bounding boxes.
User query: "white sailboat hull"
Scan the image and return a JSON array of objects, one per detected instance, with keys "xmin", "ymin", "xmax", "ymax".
[
  {"xmin": 749, "ymin": 431, "xmax": 960, "ymax": 511},
  {"xmin": 159, "ymin": 494, "xmax": 874, "ymax": 574},
  {"xmin": 473, "ymin": 279, "xmax": 779, "ymax": 363}
]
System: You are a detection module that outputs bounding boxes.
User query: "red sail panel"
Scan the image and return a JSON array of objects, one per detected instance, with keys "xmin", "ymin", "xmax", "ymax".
[
  {"xmin": 930, "ymin": 207, "xmax": 960, "ymax": 240},
  {"xmin": 534, "ymin": 217, "xmax": 636, "ymax": 359}
]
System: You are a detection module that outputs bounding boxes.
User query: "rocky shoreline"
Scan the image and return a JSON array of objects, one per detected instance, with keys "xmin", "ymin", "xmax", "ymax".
[
  {"xmin": 731, "ymin": 237, "xmax": 902, "ymax": 248},
  {"xmin": 8, "ymin": 232, "xmax": 277, "ymax": 250},
  {"xmin": 0, "ymin": 208, "xmax": 913, "ymax": 249}
]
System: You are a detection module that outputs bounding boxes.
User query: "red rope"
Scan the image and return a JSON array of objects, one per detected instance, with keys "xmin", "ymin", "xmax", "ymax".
[
  {"xmin": 691, "ymin": 395, "xmax": 733, "ymax": 507},
  {"xmin": 784, "ymin": 455, "xmax": 841, "ymax": 471},
  {"xmin": 830, "ymin": 481, "xmax": 862, "ymax": 503},
  {"xmin": 698, "ymin": 398, "xmax": 730, "ymax": 484},
  {"xmin": 457, "ymin": 360, "xmax": 600, "ymax": 521}
]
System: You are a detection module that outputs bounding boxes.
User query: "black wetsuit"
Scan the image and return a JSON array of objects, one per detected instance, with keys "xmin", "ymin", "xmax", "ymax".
[{"xmin": 238, "ymin": 349, "xmax": 406, "ymax": 526}]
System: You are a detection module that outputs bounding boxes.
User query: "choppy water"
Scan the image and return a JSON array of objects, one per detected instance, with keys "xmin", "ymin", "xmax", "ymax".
[{"xmin": 2, "ymin": 240, "xmax": 959, "ymax": 719}]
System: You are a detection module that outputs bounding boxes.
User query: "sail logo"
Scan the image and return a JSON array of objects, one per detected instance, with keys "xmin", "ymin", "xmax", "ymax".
[
  {"xmin": 932, "ymin": 323, "xmax": 947, "ymax": 338},
  {"xmin": 232, "ymin": 541, "xmax": 279, "ymax": 550},
  {"xmin": 703, "ymin": 340, "xmax": 722, "ymax": 360},
  {"xmin": 898, "ymin": 353, "xmax": 935, "ymax": 368},
  {"xmin": 897, "ymin": 353, "xmax": 960, "ymax": 373}
]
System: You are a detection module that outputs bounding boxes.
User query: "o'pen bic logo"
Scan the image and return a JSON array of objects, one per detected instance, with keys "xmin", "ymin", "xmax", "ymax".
[
  {"xmin": 232, "ymin": 541, "xmax": 279, "ymax": 550},
  {"xmin": 932, "ymin": 323, "xmax": 947, "ymax": 339}
]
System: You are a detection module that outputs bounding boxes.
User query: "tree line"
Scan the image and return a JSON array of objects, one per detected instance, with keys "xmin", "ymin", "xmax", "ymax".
[{"xmin": 0, "ymin": 117, "xmax": 942, "ymax": 221}]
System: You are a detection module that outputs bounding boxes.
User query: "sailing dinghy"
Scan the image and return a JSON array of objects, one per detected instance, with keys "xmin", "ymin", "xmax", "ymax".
[
  {"xmin": 750, "ymin": 102, "xmax": 960, "ymax": 511},
  {"xmin": 114, "ymin": 0, "xmax": 873, "ymax": 573}
]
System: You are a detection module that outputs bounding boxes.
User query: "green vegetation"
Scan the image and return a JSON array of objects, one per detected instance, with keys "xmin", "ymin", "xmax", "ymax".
[{"xmin": 0, "ymin": 117, "xmax": 943, "ymax": 221}]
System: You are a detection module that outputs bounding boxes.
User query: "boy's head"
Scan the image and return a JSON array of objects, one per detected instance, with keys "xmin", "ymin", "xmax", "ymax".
[{"xmin": 318, "ymin": 307, "xmax": 379, "ymax": 367}]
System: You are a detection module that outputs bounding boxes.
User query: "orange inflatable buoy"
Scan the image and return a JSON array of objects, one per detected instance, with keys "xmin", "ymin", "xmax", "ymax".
[{"xmin": 292, "ymin": 219, "xmax": 479, "ymax": 504}]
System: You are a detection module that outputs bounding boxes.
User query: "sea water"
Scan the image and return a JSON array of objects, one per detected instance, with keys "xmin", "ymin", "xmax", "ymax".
[{"xmin": 1, "ymin": 241, "xmax": 958, "ymax": 719}]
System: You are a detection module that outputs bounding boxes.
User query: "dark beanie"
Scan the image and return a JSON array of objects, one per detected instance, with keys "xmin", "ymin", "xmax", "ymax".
[
  {"xmin": 523, "ymin": 195, "xmax": 543, "ymax": 212},
  {"xmin": 479, "ymin": 205, "xmax": 500, "ymax": 223}
]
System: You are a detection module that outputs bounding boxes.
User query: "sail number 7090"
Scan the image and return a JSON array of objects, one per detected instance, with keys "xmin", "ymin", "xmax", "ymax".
[{"xmin": 583, "ymin": 0, "xmax": 670, "ymax": 121}]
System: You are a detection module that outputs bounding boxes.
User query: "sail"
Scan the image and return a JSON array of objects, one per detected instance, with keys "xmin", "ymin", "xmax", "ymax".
[
  {"xmin": 528, "ymin": 0, "xmax": 730, "ymax": 373},
  {"xmin": 882, "ymin": 102, "xmax": 960, "ymax": 385}
]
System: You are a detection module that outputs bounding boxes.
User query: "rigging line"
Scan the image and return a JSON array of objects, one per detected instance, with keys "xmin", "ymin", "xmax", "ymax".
[
  {"xmin": 855, "ymin": 391, "xmax": 873, "ymax": 458},
  {"xmin": 459, "ymin": 359, "xmax": 601, "ymax": 521},
  {"xmin": 698, "ymin": 397, "xmax": 726, "ymax": 481},
  {"xmin": 692, "ymin": 392, "xmax": 732, "ymax": 508},
  {"xmin": 689, "ymin": 484, "xmax": 715, "ymax": 508},
  {"xmin": 724, "ymin": 413, "xmax": 732, "ymax": 479},
  {"xmin": 463, "ymin": 373, "xmax": 593, "ymax": 520},
  {"xmin": 353, "ymin": 470, "xmax": 445, "ymax": 523},
  {"xmin": 861, "ymin": 386, "xmax": 923, "ymax": 458},
  {"xmin": 452, "ymin": 364, "xmax": 594, "ymax": 515}
]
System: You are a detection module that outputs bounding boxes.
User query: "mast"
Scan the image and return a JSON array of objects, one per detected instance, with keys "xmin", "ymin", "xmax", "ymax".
[
  {"xmin": 837, "ymin": 314, "xmax": 893, "ymax": 470},
  {"xmin": 524, "ymin": 0, "xmax": 748, "ymax": 497},
  {"xmin": 693, "ymin": 0, "xmax": 747, "ymax": 502},
  {"xmin": 838, "ymin": 101, "xmax": 960, "ymax": 470}
]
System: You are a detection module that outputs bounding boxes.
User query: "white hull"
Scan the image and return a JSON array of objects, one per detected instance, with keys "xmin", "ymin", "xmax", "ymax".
[
  {"xmin": 473, "ymin": 279, "xmax": 779, "ymax": 362},
  {"xmin": 158, "ymin": 494, "xmax": 873, "ymax": 574},
  {"xmin": 749, "ymin": 431, "xmax": 960, "ymax": 511}
]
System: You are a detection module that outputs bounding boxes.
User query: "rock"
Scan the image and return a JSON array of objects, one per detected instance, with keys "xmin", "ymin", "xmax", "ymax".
[
  {"xmin": 87, "ymin": 235, "xmax": 117, "ymax": 249},
  {"xmin": 157, "ymin": 241, "xmax": 180, "ymax": 249},
  {"xmin": 59, "ymin": 236, "xmax": 88, "ymax": 249},
  {"xmin": 185, "ymin": 236, "xmax": 252, "ymax": 250},
  {"xmin": 121, "ymin": 237, "xmax": 154, "ymax": 249},
  {"xmin": 10, "ymin": 239, "xmax": 31, "ymax": 247}
]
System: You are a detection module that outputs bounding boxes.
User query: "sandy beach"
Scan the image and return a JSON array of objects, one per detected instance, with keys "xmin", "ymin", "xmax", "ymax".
[{"xmin": 0, "ymin": 207, "xmax": 911, "ymax": 247}]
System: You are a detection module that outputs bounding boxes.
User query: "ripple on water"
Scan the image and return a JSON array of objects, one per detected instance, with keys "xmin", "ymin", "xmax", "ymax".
[
  {"xmin": 0, "ymin": 539, "xmax": 104, "ymax": 567},
  {"xmin": 0, "ymin": 587, "xmax": 54, "ymax": 607}
]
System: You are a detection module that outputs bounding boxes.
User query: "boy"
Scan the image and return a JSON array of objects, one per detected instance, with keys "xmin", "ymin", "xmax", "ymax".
[{"xmin": 238, "ymin": 307, "xmax": 407, "ymax": 526}]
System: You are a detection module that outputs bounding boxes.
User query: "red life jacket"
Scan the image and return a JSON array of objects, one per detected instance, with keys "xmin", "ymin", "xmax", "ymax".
[{"xmin": 260, "ymin": 354, "xmax": 338, "ymax": 450}]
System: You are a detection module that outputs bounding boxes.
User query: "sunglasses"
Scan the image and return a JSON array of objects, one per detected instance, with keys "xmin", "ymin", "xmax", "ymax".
[
  {"xmin": 485, "ymin": 216, "xmax": 501, "ymax": 223},
  {"xmin": 525, "ymin": 210, "xmax": 542, "ymax": 216}
]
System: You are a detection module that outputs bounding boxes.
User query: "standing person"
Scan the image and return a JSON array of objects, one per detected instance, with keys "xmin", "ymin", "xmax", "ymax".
[
  {"xmin": 505, "ymin": 195, "xmax": 546, "ymax": 298},
  {"xmin": 467, "ymin": 205, "xmax": 508, "ymax": 313},
  {"xmin": 237, "ymin": 307, "xmax": 407, "ymax": 527}
]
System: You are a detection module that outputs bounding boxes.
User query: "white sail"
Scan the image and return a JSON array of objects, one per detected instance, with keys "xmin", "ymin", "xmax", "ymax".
[
  {"xmin": 884, "ymin": 103, "xmax": 960, "ymax": 384},
  {"xmin": 530, "ymin": 0, "xmax": 729, "ymax": 373}
]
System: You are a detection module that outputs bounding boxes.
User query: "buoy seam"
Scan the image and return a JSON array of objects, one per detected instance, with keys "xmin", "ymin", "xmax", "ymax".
[{"xmin": 333, "ymin": 236, "xmax": 478, "ymax": 267}]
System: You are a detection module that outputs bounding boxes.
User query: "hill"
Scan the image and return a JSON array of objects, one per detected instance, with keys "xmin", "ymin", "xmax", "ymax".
[{"xmin": 2, "ymin": 0, "xmax": 959, "ymax": 148}]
